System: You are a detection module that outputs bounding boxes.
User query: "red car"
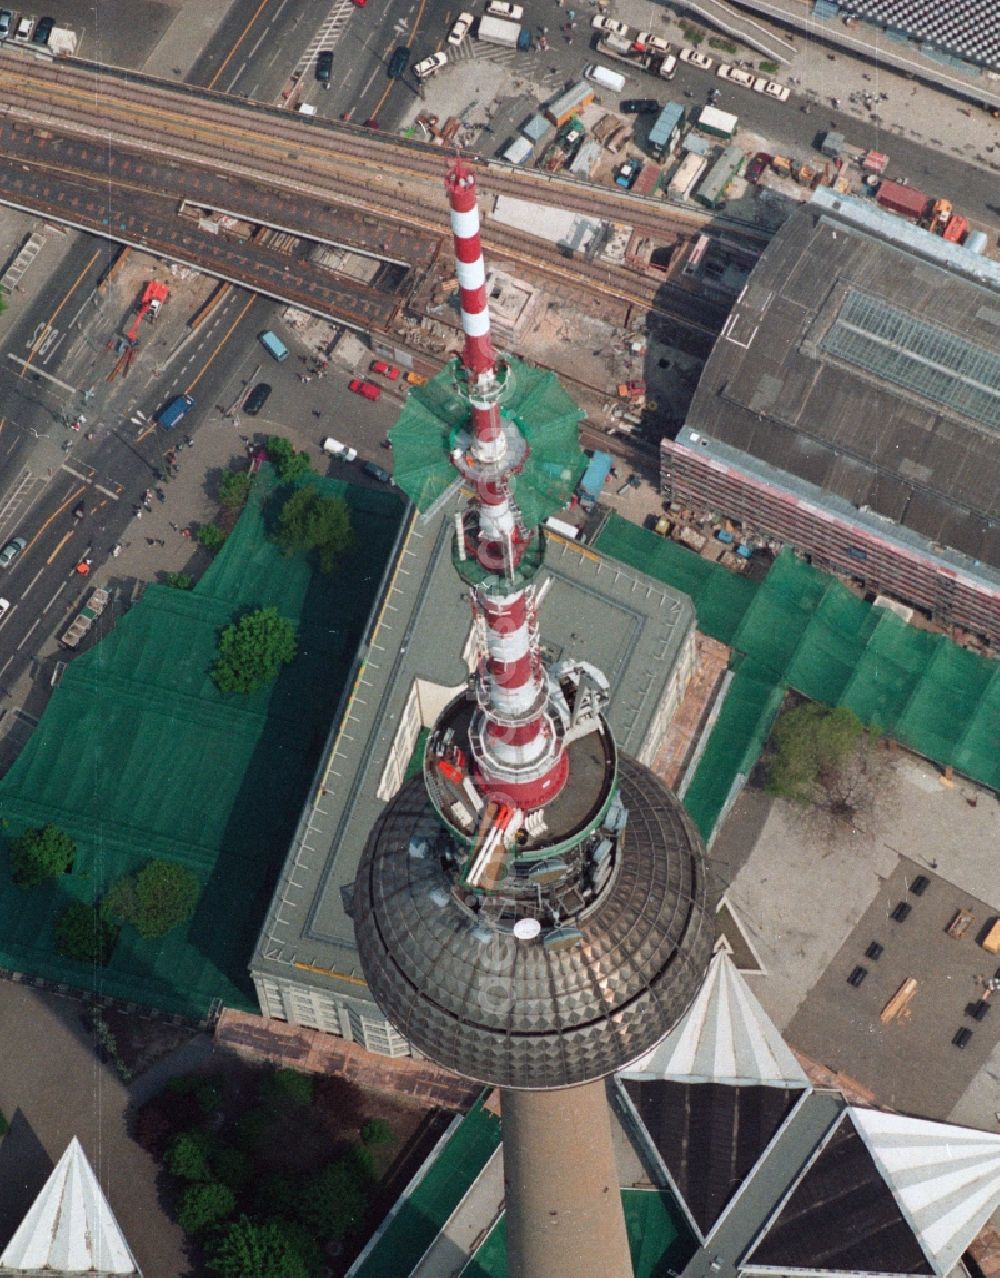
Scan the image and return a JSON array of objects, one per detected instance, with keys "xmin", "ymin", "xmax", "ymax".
[
  {"xmin": 349, "ymin": 377, "xmax": 381, "ymax": 402},
  {"xmin": 370, "ymin": 359, "xmax": 400, "ymax": 381},
  {"xmin": 352, "ymin": 0, "xmax": 367, "ymax": 7},
  {"xmin": 746, "ymin": 152, "xmax": 771, "ymax": 183}
]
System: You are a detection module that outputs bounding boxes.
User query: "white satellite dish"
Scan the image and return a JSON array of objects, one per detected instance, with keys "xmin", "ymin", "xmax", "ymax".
[{"xmin": 513, "ymin": 918, "xmax": 541, "ymax": 941}]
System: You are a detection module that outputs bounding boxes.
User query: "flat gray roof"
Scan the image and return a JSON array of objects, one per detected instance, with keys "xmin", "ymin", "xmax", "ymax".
[
  {"xmin": 683, "ymin": 198, "xmax": 1000, "ymax": 571},
  {"xmin": 252, "ymin": 502, "xmax": 695, "ymax": 1000}
]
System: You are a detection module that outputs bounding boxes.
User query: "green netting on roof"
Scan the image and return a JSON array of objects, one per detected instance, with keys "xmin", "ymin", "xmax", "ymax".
[
  {"xmin": 592, "ymin": 517, "xmax": 754, "ymax": 645},
  {"xmin": 682, "ymin": 660, "xmax": 785, "ymax": 841},
  {"xmin": 389, "ymin": 358, "xmax": 586, "ymax": 528},
  {"xmin": 0, "ymin": 467, "xmax": 406, "ymax": 1017},
  {"xmin": 353, "ymin": 1092, "xmax": 501, "ymax": 1278},
  {"xmin": 461, "ymin": 1188, "xmax": 696, "ymax": 1278},
  {"xmin": 592, "ymin": 517, "xmax": 1000, "ymax": 834}
]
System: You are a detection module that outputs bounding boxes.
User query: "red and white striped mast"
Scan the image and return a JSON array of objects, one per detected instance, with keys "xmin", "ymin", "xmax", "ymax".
[{"xmin": 444, "ymin": 159, "xmax": 568, "ymax": 812}]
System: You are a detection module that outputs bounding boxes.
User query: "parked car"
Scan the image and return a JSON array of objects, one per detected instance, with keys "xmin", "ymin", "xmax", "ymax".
[
  {"xmin": 0, "ymin": 536, "xmax": 26, "ymax": 568},
  {"xmin": 315, "ymin": 50, "xmax": 334, "ymax": 85},
  {"xmin": 351, "ymin": 0, "xmax": 367, "ymax": 7},
  {"xmin": 448, "ymin": 11, "xmax": 473, "ymax": 44},
  {"xmin": 322, "ymin": 438, "xmax": 359, "ymax": 461},
  {"xmin": 621, "ymin": 98, "xmax": 659, "ymax": 114},
  {"xmin": 0, "ymin": 598, "xmax": 10, "ymax": 619},
  {"xmin": 0, "ymin": 11, "xmax": 14, "ymax": 38},
  {"xmin": 754, "ymin": 76, "xmax": 790, "ymax": 101},
  {"xmin": 349, "ymin": 377, "xmax": 381, "ymax": 401},
  {"xmin": 745, "ymin": 152, "xmax": 771, "ymax": 182},
  {"xmin": 244, "ymin": 383, "xmax": 272, "ymax": 416},
  {"xmin": 31, "ymin": 13, "xmax": 52, "ymax": 43},
  {"xmin": 591, "ymin": 14, "xmax": 628, "ymax": 35},
  {"xmin": 717, "ymin": 63, "xmax": 755, "ymax": 88},
  {"xmin": 387, "ymin": 46, "xmax": 410, "ymax": 78},
  {"xmin": 361, "ymin": 461, "xmax": 392, "ymax": 484},
  {"xmin": 679, "ymin": 46, "xmax": 712, "ymax": 69},
  {"xmin": 633, "ymin": 31, "xmax": 669, "ymax": 53},
  {"xmin": 370, "ymin": 359, "xmax": 400, "ymax": 381},
  {"xmin": 615, "ymin": 159, "xmax": 641, "ymax": 189},
  {"xmin": 14, "ymin": 14, "xmax": 33, "ymax": 39},
  {"xmin": 414, "ymin": 51, "xmax": 448, "ymax": 80},
  {"xmin": 487, "ymin": 0, "xmax": 523, "ymax": 18}
]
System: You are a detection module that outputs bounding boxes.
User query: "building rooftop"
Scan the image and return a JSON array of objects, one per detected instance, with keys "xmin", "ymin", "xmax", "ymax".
[
  {"xmin": 683, "ymin": 196, "xmax": 1000, "ymax": 573},
  {"xmin": 252, "ymin": 503, "xmax": 696, "ymax": 1003}
]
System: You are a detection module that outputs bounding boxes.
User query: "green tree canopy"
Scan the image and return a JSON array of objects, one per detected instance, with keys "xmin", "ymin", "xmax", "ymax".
[
  {"xmin": 272, "ymin": 486, "xmax": 353, "ymax": 573},
  {"xmin": 104, "ymin": 860, "xmax": 200, "ymax": 938},
  {"xmin": 260, "ymin": 1067, "xmax": 313, "ymax": 1109},
  {"xmin": 166, "ymin": 1130, "xmax": 214, "ymax": 1182},
  {"xmin": 9, "ymin": 823, "xmax": 75, "ymax": 888},
  {"xmin": 177, "ymin": 1181, "xmax": 235, "ymax": 1235},
  {"xmin": 361, "ymin": 1117, "xmax": 394, "ymax": 1147},
  {"xmin": 766, "ymin": 703, "xmax": 865, "ymax": 805},
  {"xmin": 165, "ymin": 572, "xmax": 194, "ymax": 591},
  {"xmin": 54, "ymin": 902, "xmax": 117, "ymax": 965},
  {"xmin": 211, "ymin": 607, "xmax": 297, "ymax": 695},
  {"xmin": 219, "ymin": 471, "xmax": 253, "ymax": 510},
  {"xmin": 207, "ymin": 1216, "xmax": 310, "ymax": 1278},
  {"xmin": 265, "ymin": 436, "xmax": 312, "ymax": 484},
  {"xmin": 296, "ymin": 1152, "xmax": 370, "ymax": 1240},
  {"xmin": 198, "ymin": 523, "xmax": 227, "ymax": 553}
]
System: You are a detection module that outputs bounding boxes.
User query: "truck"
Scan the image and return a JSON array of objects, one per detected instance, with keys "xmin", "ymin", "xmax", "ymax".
[
  {"xmin": 576, "ymin": 450, "xmax": 615, "ymax": 511},
  {"xmin": 876, "ymin": 179, "xmax": 928, "ymax": 221},
  {"xmin": 158, "ymin": 394, "xmax": 195, "ymax": 430},
  {"xmin": 668, "ymin": 152, "xmax": 707, "ymax": 199},
  {"xmin": 477, "ymin": 15, "xmax": 530, "ymax": 48},
  {"xmin": 596, "ymin": 35, "xmax": 637, "ymax": 64}
]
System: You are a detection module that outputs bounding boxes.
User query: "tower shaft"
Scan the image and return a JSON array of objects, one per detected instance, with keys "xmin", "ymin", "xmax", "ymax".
[
  {"xmin": 501, "ymin": 1082, "xmax": 632, "ymax": 1278},
  {"xmin": 445, "ymin": 159, "xmax": 567, "ymax": 810}
]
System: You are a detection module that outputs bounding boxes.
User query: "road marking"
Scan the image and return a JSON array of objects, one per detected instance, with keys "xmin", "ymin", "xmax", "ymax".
[
  {"xmin": 25, "ymin": 486, "xmax": 86, "ymax": 561},
  {"xmin": 184, "ymin": 293, "xmax": 257, "ymax": 395},
  {"xmin": 20, "ymin": 248, "xmax": 101, "ymax": 380},
  {"xmin": 6, "ymin": 354, "xmax": 77, "ymax": 394},
  {"xmin": 16, "ymin": 617, "xmax": 40, "ymax": 650},
  {"xmin": 41, "ymin": 580, "xmax": 68, "ymax": 615},
  {"xmin": 207, "ymin": 0, "xmax": 276, "ymax": 91},
  {"xmin": 46, "ymin": 529, "xmax": 74, "ymax": 566}
]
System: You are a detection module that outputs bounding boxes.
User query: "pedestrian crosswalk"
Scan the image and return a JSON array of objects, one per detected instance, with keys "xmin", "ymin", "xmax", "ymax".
[{"xmin": 292, "ymin": 0, "xmax": 357, "ymax": 80}]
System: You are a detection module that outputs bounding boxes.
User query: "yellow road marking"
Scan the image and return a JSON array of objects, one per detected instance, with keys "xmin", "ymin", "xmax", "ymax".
[
  {"xmin": 46, "ymin": 529, "xmax": 74, "ymax": 565},
  {"xmin": 185, "ymin": 292, "xmax": 257, "ymax": 395},
  {"xmin": 20, "ymin": 249, "xmax": 101, "ymax": 379},
  {"xmin": 27, "ymin": 485, "xmax": 85, "ymax": 555},
  {"xmin": 206, "ymin": 0, "xmax": 275, "ymax": 91}
]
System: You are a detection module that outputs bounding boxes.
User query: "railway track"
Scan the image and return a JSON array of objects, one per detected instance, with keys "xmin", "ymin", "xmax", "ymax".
[{"xmin": 0, "ymin": 52, "xmax": 728, "ymax": 336}]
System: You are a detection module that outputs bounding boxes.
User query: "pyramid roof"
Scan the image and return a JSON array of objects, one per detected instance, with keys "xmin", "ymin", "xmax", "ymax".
[
  {"xmin": 622, "ymin": 948, "xmax": 809, "ymax": 1088},
  {"xmin": 851, "ymin": 1107, "xmax": 1000, "ymax": 1276},
  {"xmin": 0, "ymin": 1137, "xmax": 141, "ymax": 1276}
]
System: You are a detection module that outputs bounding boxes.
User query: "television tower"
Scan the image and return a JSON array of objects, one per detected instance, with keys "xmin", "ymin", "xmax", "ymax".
[{"xmin": 354, "ymin": 159, "xmax": 714, "ymax": 1278}]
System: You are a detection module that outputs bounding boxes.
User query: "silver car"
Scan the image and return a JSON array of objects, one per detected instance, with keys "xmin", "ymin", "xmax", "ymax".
[{"xmin": 0, "ymin": 536, "xmax": 26, "ymax": 567}]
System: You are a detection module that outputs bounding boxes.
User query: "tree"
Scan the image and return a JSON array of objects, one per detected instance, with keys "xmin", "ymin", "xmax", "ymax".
[
  {"xmin": 166, "ymin": 1130, "xmax": 213, "ymax": 1182},
  {"xmin": 361, "ymin": 1117, "xmax": 394, "ymax": 1147},
  {"xmin": 219, "ymin": 471, "xmax": 253, "ymax": 509},
  {"xmin": 104, "ymin": 860, "xmax": 200, "ymax": 939},
  {"xmin": 211, "ymin": 607, "xmax": 297, "ymax": 695},
  {"xmin": 765, "ymin": 703, "xmax": 885, "ymax": 832},
  {"xmin": 54, "ymin": 902, "xmax": 117, "ymax": 965},
  {"xmin": 296, "ymin": 1153, "xmax": 370, "ymax": 1240},
  {"xmin": 207, "ymin": 1217, "xmax": 309, "ymax": 1278},
  {"xmin": 177, "ymin": 1181, "xmax": 235, "ymax": 1235},
  {"xmin": 260, "ymin": 1067, "xmax": 313, "ymax": 1109},
  {"xmin": 9, "ymin": 823, "xmax": 75, "ymax": 887},
  {"xmin": 198, "ymin": 523, "xmax": 227, "ymax": 553},
  {"xmin": 272, "ymin": 486, "xmax": 353, "ymax": 573},
  {"xmin": 212, "ymin": 1146, "xmax": 251, "ymax": 1193},
  {"xmin": 165, "ymin": 572, "xmax": 194, "ymax": 590},
  {"xmin": 265, "ymin": 436, "xmax": 312, "ymax": 484}
]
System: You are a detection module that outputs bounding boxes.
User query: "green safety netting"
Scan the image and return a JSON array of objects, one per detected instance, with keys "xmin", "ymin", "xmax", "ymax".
[
  {"xmin": 354, "ymin": 1092, "xmax": 501, "ymax": 1278},
  {"xmin": 593, "ymin": 516, "xmax": 1000, "ymax": 838},
  {"xmin": 0, "ymin": 467, "xmax": 406, "ymax": 1017},
  {"xmin": 463, "ymin": 1188, "xmax": 696, "ymax": 1278},
  {"xmin": 390, "ymin": 358, "xmax": 586, "ymax": 528}
]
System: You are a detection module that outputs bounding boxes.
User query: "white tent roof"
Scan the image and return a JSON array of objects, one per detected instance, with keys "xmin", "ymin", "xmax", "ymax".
[
  {"xmin": 621, "ymin": 948, "xmax": 810, "ymax": 1087},
  {"xmin": 851, "ymin": 1107, "xmax": 1000, "ymax": 1277},
  {"xmin": 0, "ymin": 1137, "xmax": 141, "ymax": 1276}
]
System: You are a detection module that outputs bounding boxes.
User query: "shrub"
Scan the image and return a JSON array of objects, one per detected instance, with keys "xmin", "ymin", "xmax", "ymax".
[
  {"xmin": 177, "ymin": 1180, "xmax": 235, "ymax": 1235},
  {"xmin": 261, "ymin": 1067, "xmax": 313, "ymax": 1109},
  {"xmin": 759, "ymin": 59, "xmax": 780, "ymax": 73},
  {"xmin": 197, "ymin": 523, "xmax": 227, "ymax": 553},
  {"xmin": 234, "ymin": 1108, "xmax": 270, "ymax": 1153},
  {"xmin": 211, "ymin": 607, "xmax": 297, "ymax": 695},
  {"xmin": 9, "ymin": 823, "xmax": 75, "ymax": 887},
  {"xmin": 195, "ymin": 1078, "xmax": 225, "ymax": 1115},
  {"xmin": 219, "ymin": 471, "xmax": 253, "ymax": 510},
  {"xmin": 360, "ymin": 1117, "xmax": 394, "ymax": 1147},
  {"xmin": 708, "ymin": 36, "xmax": 738, "ymax": 52},
  {"xmin": 766, "ymin": 703, "xmax": 864, "ymax": 805},
  {"xmin": 165, "ymin": 572, "xmax": 194, "ymax": 590},
  {"xmin": 207, "ymin": 1216, "xmax": 310, "ymax": 1278},
  {"xmin": 104, "ymin": 860, "xmax": 199, "ymax": 939},
  {"xmin": 166, "ymin": 1130, "xmax": 214, "ymax": 1182},
  {"xmin": 54, "ymin": 902, "xmax": 117, "ymax": 965},
  {"xmin": 213, "ymin": 1146, "xmax": 251, "ymax": 1192},
  {"xmin": 253, "ymin": 1173, "xmax": 297, "ymax": 1218}
]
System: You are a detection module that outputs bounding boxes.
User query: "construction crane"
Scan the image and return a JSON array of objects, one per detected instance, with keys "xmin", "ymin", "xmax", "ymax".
[{"xmin": 107, "ymin": 281, "xmax": 169, "ymax": 382}]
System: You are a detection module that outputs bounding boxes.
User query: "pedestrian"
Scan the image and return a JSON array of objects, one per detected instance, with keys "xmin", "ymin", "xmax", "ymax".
[
  {"xmin": 181, "ymin": 528, "xmax": 192, "ymax": 539},
  {"xmin": 169, "ymin": 521, "xmax": 178, "ymax": 532},
  {"xmin": 135, "ymin": 508, "xmax": 143, "ymax": 520}
]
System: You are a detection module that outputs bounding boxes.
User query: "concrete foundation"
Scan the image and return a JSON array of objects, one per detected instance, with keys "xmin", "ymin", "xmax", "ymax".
[{"xmin": 501, "ymin": 1080, "xmax": 632, "ymax": 1278}]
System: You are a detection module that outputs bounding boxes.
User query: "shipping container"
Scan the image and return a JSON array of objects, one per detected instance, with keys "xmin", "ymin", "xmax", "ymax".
[
  {"xmin": 545, "ymin": 82, "xmax": 595, "ymax": 127},
  {"xmin": 477, "ymin": 14, "xmax": 522, "ymax": 46},
  {"xmin": 668, "ymin": 152, "xmax": 707, "ymax": 198},
  {"xmin": 647, "ymin": 101, "xmax": 684, "ymax": 159},
  {"xmin": 632, "ymin": 162, "xmax": 662, "ymax": 197},
  {"xmin": 875, "ymin": 179, "xmax": 928, "ymax": 220},
  {"xmin": 691, "ymin": 105, "xmax": 738, "ymax": 139}
]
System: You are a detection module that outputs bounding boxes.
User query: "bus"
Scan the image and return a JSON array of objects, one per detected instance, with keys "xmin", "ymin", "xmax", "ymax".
[{"xmin": 259, "ymin": 330, "xmax": 289, "ymax": 361}]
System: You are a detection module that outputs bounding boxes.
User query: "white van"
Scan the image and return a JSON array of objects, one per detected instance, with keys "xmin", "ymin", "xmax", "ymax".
[
  {"xmin": 486, "ymin": 0, "xmax": 523, "ymax": 17},
  {"xmin": 584, "ymin": 64, "xmax": 625, "ymax": 94}
]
